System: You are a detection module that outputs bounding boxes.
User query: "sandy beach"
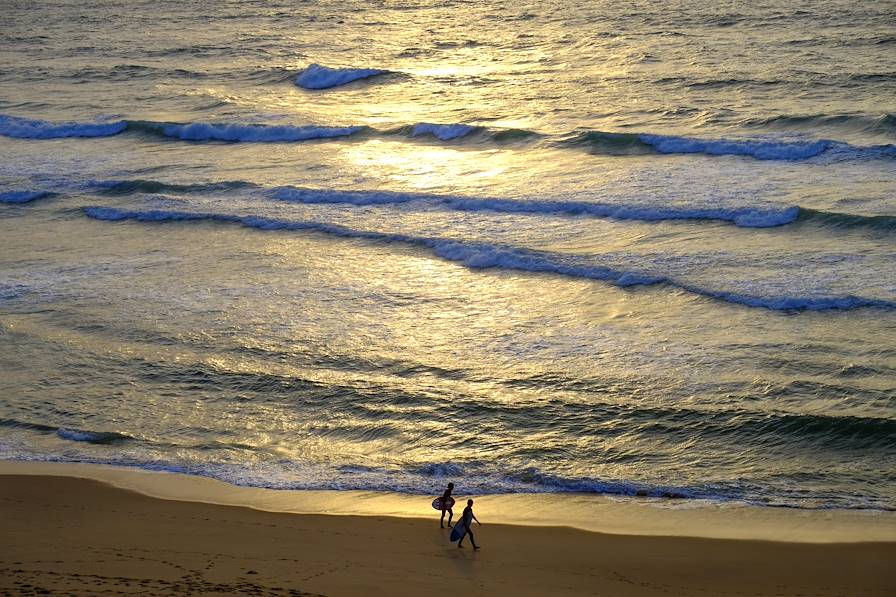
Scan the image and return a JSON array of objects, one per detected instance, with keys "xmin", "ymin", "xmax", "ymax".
[{"xmin": 1, "ymin": 467, "xmax": 894, "ymax": 596}]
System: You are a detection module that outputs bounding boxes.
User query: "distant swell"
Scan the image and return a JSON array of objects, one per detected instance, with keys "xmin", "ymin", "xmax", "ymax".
[
  {"xmin": 740, "ymin": 112, "xmax": 896, "ymax": 137},
  {"xmin": 82, "ymin": 206, "xmax": 896, "ymax": 312},
  {"xmin": 0, "ymin": 417, "xmax": 58, "ymax": 434},
  {"xmin": 295, "ymin": 63, "xmax": 392, "ymax": 90},
  {"xmin": 799, "ymin": 209, "xmax": 896, "ymax": 231},
  {"xmin": 563, "ymin": 130, "xmax": 896, "ymax": 160},
  {"xmin": 271, "ymin": 186, "xmax": 800, "ymax": 228},
  {"xmin": 569, "ymin": 130, "xmax": 835, "ymax": 160},
  {"xmin": 0, "ymin": 190, "xmax": 53, "ymax": 204},
  {"xmin": 3, "ymin": 113, "xmax": 893, "ymax": 160},
  {"xmin": 99, "ymin": 179, "xmax": 259, "ymax": 195}
]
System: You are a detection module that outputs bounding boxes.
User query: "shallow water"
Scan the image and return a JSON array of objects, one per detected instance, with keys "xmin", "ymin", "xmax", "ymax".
[{"xmin": 1, "ymin": 0, "xmax": 895, "ymax": 509}]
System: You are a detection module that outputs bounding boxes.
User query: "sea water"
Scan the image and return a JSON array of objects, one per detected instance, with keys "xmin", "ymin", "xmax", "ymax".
[{"xmin": 1, "ymin": 0, "xmax": 894, "ymax": 510}]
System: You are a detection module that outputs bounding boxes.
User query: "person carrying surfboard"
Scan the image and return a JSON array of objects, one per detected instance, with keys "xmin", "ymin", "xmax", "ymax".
[
  {"xmin": 439, "ymin": 482, "xmax": 454, "ymax": 528},
  {"xmin": 455, "ymin": 499, "xmax": 482, "ymax": 550}
]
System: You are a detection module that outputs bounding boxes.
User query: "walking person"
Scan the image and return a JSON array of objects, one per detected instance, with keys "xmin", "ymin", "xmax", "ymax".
[
  {"xmin": 456, "ymin": 499, "xmax": 482, "ymax": 550},
  {"xmin": 440, "ymin": 482, "xmax": 454, "ymax": 528}
]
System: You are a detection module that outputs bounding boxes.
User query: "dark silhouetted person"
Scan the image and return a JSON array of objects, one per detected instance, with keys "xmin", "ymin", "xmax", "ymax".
[
  {"xmin": 457, "ymin": 499, "xmax": 481, "ymax": 550},
  {"xmin": 440, "ymin": 482, "xmax": 454, "ymax": 528}
]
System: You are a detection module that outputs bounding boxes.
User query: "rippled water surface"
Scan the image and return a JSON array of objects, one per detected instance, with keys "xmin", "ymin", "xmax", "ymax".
[{"xmin": 1, "ymin": 0, "xmax": 895, "ymax": 509}]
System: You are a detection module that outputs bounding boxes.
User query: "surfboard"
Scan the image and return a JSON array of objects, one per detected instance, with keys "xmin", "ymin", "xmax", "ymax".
[
  {"xmin": 450, "ymin": 520, "xmax": 467, "ymax": 542},
  {"xmin": 431, "ymin": 496, "xmax": 455, "ymax": 510}
]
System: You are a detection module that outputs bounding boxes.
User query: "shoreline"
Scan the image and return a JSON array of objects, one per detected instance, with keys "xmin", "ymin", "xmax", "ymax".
[
  {"xmin": 2, "ymin": 468, "xmax": 894, "ymax": 596},
  {"xmin": 2, "ymin": 460, "xmax": 895, "ymax": 543}
]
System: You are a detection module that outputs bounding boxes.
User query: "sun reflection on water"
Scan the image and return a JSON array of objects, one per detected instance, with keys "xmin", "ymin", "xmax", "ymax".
[{"xmin": 340, "ymin": 140, "xmax": 512, "ymax": 190}]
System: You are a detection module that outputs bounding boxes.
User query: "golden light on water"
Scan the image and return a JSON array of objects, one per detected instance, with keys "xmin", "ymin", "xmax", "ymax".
[
  {"xmin": 3, "ymin": 0, "xmax": 895, "ymax": 528},
  {"xmin": 341, "ymin": 140, "xmax": 511, "ymax": 189}
]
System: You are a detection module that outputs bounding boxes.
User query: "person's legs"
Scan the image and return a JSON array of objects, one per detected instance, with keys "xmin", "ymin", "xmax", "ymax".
[
  {"xmin": 447, "ymin": 507, "xmax": 453, "ymax": 527},
  {"xmin": 457, "ymin": 527, "xmax": 468, "ymax": 547},
  {"xmin": 440, "ymin": 507, "xmax": 447, "ymax": 528},
  {"xmin": 467, "ymin": 529, "xmax": 479, "ymax": 550}
]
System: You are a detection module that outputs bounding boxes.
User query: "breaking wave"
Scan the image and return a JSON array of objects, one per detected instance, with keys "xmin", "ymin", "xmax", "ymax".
[
  {"xmin": 98, "ymin": 179, "xmax": 258, "ymax": 195},
  {"xmin": 90, "ymin": 178, "xmax": 896, "ymax": 232},
  {"xmin": 130, "ymin": 120, "xmax": 364, "ymax": 142},
  {"xmin": 410, "ymin": 122, "xmax": 477, "ymax": 140},
  {"xmin": 640, "ymin": 133, "xmax": 830, "ymax": 160},
  {"xmin": 56, "ymin": 428, "xmax": 135, "ymax": 444},
  {"xmin": 569, "ymin": 130, "xmax": 837, "ymax": 160},
  {"xmin": 82, "ymin": 206, "xmax": 896, "ymax": 312},
  {"xmin": 0, "ymin": 418, "xmax": 135, "ymax": 445},
  {"xmin": 295, "ymin": 63, "xmax": 392, "ymax": 89},
  {"xmin": 0, "ymin": 113, "xmax": 369, "ymax": 143},
  {"xmin": 3, "ymin": 113, "xmax": 893, "ymax": 161},
  {"xmin": 0, "ymin": 114, "xmax": 127, "ymax": 139},
  {"xmin": 563, "ymin": 130, "xmax": 896, "ymax": 160},
  {"xmin": 271, "ymin": 186, "xmax": 800, "ymax": 228}
]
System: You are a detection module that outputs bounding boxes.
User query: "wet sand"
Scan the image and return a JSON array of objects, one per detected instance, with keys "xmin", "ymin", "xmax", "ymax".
[{"xmin": 1, "ymin": 470, "xmax": 894, "ymax": 596}]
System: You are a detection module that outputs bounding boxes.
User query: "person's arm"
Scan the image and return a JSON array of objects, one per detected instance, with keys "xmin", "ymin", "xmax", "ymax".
[{"xmin": 473, "ymin": 514, "xmax": 481, "ymax": 525}]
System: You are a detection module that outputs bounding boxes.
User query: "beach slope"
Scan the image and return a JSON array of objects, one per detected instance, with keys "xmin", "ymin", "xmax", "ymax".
[{"xmin": 1, "ymin": 474, "xmax": 893, "ymax": 596}]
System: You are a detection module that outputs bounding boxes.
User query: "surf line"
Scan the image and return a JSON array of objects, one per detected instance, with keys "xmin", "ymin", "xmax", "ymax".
[{"xmin": 81, "ymin": 206, "xmax": 896, "ymax": 312}]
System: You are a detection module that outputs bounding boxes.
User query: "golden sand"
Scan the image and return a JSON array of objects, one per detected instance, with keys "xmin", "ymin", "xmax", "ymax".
[{"xmin": 1, "ymin": 465, "xmax": 894, "ymax": 596}]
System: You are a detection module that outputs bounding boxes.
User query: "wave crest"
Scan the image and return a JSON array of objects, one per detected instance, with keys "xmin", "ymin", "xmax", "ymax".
[
  {"xmin": 133, "ymin": 120, "xmax": 364, "ymax": 142},
  {"xmin": 295, "ymin": 63, "xmax": 391, "ymax": 90},
  {"xmin": 0, "ymin": 114, "xmax": 127, "ymax": 139},
  {"xmin": 410, "ymin": 122, "xmax": 477, "ymax": 140},
  {"xmin": 568, "ymin": 130, "xmax": 834, "ymax": 160},
  {"xmin": 741, "ymin": 112, "xmax": 896, "ymax": 137},
  {"xmin": 57, "ymin": 428, "xmax": 135, "ymax": 444},
  {"xmin": 639, "ymin": 133, "xmax": 830, "ymax": 160},
  {"xmin": 799, "ymin": 209, "xmax": 896, "ymax": 232},
  {"xmin": 100, "ymin": 179, "xmax": 257, "ymax": 195}
]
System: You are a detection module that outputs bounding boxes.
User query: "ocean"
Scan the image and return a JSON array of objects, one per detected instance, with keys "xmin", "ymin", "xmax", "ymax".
[{"xmin": 1, "ymin": 0, "xmax": 894, "ymax": 511}]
